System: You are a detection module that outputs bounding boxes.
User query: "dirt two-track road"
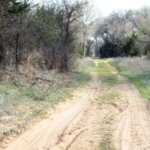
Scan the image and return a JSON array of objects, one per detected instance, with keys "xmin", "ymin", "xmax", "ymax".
[
  {"xmin": 113, "ymin": 76, "xmax": 150, "ymax": 150},
  {"xmin": 2, "ymin": 61, "xmax": 150, "ymax": 150},
  {"xmin": 3, "ymin": 74, "xmax": 103, "ymax": 150}
]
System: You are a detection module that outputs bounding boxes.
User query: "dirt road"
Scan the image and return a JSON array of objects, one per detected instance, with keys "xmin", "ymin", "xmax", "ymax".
[
  {"xmin": 2, "ymin": 60, "xmax": 150, "ymax": 150},
  {"xmin": 113, "ymin": 76, "xmax": 150, "ymax": 150},
  {"xmin": 3, "ymin": 74, "xmax": 103, "ymax": 150}
]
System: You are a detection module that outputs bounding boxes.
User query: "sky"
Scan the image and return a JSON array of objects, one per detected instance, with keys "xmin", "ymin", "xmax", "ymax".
[
  {"xmin": 93, "ymin": 0, "xmax": 150, "ymax": 16},
  {"xmin": 32, "ymin": 0, "xmax": 150, "ymax": 17}
]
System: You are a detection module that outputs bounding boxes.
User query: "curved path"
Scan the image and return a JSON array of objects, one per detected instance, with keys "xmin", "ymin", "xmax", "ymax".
[{"xmin": 3, "ymin": 75, "xmax": 102, "ymax": 150}]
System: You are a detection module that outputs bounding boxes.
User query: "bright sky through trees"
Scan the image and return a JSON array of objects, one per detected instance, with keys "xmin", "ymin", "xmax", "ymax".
[
  {"xmin": 32, "ymin": 0, "xmax": 150, "ymax": 16},
  {"xmin": 94, "ymin": 0, "xmax": 150, "ymax": 16}
]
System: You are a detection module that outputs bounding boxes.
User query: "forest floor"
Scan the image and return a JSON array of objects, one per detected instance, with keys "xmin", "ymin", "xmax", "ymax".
[{"xmin": 1, "ymin": 59, "xmax": 150, "ymax": 150}]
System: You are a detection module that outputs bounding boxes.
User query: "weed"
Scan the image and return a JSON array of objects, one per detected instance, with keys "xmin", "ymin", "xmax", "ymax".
[
  {"xmin": 99, "ymin": 115, "xmax": 115, "ymax": 150},
  {"xmin": 100, "ymin": 92, "xmax": 120, "ymax": 101},
  {"xmin": 0, "ymin": 69, "xmax": 91, "ymax": 138},
  {"xmin": 122, "ymin": 71, "xmax": 150, "ymax": 100},
  {"xmin": 108, "ymin": 61, "xmax": 115, "ymax": 68},
  {"xmin": 102, "ymin": 73, "xmax": 117, "ymax": 87},
  {"xmin": 72, "ymin": 70, "xmax": 91, "ymax": 87},
  {"xmin": 99, "ymin": 136, "xmax": 111, "ymax": 150},
  {"xmin": 113, "ymin": 57, "xmax": 150, "ymax": 100}
]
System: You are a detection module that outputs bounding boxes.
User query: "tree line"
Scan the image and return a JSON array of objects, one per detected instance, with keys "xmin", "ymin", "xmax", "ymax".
[
  {"xmin": 94, "ymin": 8, "xmax": 150, "ymax": 58},
  {"xmin": 2, "ymin": 0, "xmax": 149, "ymax": 69},
  {"xmin": 0, "ymin": 0, "xmax": 90, "ymax": 73}
]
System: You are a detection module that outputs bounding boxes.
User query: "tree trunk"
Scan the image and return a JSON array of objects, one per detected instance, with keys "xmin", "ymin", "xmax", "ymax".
[
  {"xmin": 0, "ymin": 34, "xmax": 5, "ymax": 68},
  {"xmin": 15, "ymin": 33, "xmax": 20, "ymax": 71},
  {"xmin": 0, "ymin": 0, "xmax": 8, "ymax": 69},
  {"xmin": 83, "ymin": 26, "xmax": 87, "ymax": 57}
]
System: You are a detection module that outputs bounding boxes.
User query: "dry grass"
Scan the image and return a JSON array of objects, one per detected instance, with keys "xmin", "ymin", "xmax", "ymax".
[
  {"xmin": 76, "ymin": 57, "xmax": 95, "ymax": 68},
  {"xmin": 0, "ymin": 64, "xmax": 91, "ymax": 143},
  {"xmin": 113, "ymin": 57, "xmax": 150, "ymax": 72},
  {"xmin": 113, "ymin": 57, "xmax": 150, "ymax": 100}
]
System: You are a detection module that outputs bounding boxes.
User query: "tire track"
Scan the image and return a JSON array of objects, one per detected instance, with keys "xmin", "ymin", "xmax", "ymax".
[
  {"xmin": 113, "ymin": 76, "xmax": 150, "ymax": 150},
  {"xmin": 3, "ymin": 75, "xmax": 102, "ymax": 150}
]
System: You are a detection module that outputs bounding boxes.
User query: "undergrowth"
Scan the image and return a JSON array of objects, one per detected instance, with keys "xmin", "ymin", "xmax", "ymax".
[
  {"xmin": 113, "ymin": 57, "xmax": 150, "ymax": 100},
  {"xmin": 0, "ymin": 68, "xmax": 91, "ymax": 139},
  {"xmin": 48, "ymin": 70, "xmax": 91, "ymax": 106},
  {"xmin": 121, "ymin": 71, "xmax": 150, "ymax": 100}
]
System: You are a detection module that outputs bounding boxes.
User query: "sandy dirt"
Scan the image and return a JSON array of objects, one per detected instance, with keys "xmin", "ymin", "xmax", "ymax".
[
  {"xmin": 113, "ymin": 76, "xmax": 150, "ymax": 150},
  {"xmin": 2, "ymin": 74, "xmax": 103, "ymax": 150},
  {"xmin": 2, "ymin": 60, "xmax": 150, "ymax": 150}
]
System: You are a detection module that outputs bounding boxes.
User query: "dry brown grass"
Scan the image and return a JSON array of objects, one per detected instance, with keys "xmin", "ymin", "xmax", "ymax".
[
  {"xmin": 76, "ymin": 57, "xmax": 95, "ymax": 68},
  {"xmin": 113, "ymin": 56, "xmax": 150, "ymax": 72},
  {"xmin": 0, "ymin": 64, "xmax": 91, "ymax": 144}
]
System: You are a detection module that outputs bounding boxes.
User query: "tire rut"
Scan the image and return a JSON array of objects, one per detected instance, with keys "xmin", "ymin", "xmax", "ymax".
[
  {"xmin": 113, "ymin": 76, "xmax": 150, "ymax": 150},
  {"xmin": 2, "ymin": 75, "xmax": 102, "ymax": 150}
]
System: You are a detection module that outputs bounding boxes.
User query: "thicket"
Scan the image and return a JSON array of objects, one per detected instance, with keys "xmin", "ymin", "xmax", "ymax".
[
  {"xmin": 0, "ymin": 0, "xmax": 87, "ymax": 73},
  {"xmin": 94, "ymin": 8, "xmax": 150, "ymax": 58},
  {"xmin": 99, "ymin": 34, "xmax": 140, "ymax": 58}
]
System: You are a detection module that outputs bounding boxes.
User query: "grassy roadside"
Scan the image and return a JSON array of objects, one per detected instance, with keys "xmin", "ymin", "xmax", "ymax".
[
  {"xmin": 100, "ymin": 91, "xmax": 120, "ymax": 102},
  {"xmin": 113, "ymin": 57, "xmax": 150, "ymax": 100},
  {"xmin": 84, "ymin": 59, "xmax": 117, "ymax": 87},
  {"xmin": 47, "ymin": 70, "xmax": 91, "ymax": 106},
  {"xmin": 121, "ymin": 71, "xmax": 150, "ymax": 100},
  {"xmin": 0, "ymin": 67, "xmax": 91, "ymax": 145}
]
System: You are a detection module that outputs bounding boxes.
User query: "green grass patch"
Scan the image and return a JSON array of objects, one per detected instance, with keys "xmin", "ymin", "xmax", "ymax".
[
  {"xmin": 83, "ymin": 61, "xmax": 111, "ymax": 75},
  {"xmin": 102, "ymin": 73, "xmax": 117, "ymax": 87},
  {"xmin": 98, "ymin": 62, "xmax": 112, "ymax": 75},
  {"xmin": 84, "ymin": 60, "xmax": 117, "ymax": 88},
  {"xmin": 97, "ymin": 61, "xmax": 117, "ymax": 87},
  {"xmin": 113, "ymin": 59, "xmax": 150, "ymax": 100},
  {"xmin": 98, "ymin": 62, "xmax": 109, "ymax": 70},
  {"xmin": 48, "ymin": 88, "xmax": 73, "ymax": 106},
  {"xmin": 48, "ymin": 70, "xmax": 91, "ymax": 106},
  {"xmin": 116, "ymin": 65, "xmax": 122, "ymax": 72},
  {"xmin": 99, "ymin": 136, "xmax": 111, "ymax": 150},
  {"xmin": 99, "ymin": 115, "xmax": 115, "ymax": 150},
  {"xmin": 25, "ymin": 90, "xmax": 36, "ymax": 99},
  {"xmin": 83, "ymin": 66, "xmax": 99, "ymax": 74},
  {"xmin": 108, "ymin": 61, "xmax": 116, "ymax": 68},
  {"xmin": 32, "ymin": 109, "xmax": 47, "ymax": 118},
  {"xmin": 103, "ymin": 79, "xmax": 117, "ymax": 87},
  {"xmin": 77, "ymin": 59, "xmax": 118, "ymax": 91},
  {"xmin": 121, "ymin": 71, "xmax": 150, "ymax": 100},
  {"xmin": 99, "ymin": 136, "xmax": 115, "ymax": 150},
  {"xmin": 100, "ymin": 92, "xmax": 120, "ymax": 101},
  {"xmin": 72, "ymin": 70, "xmax": 91, "ymax": 87}
]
